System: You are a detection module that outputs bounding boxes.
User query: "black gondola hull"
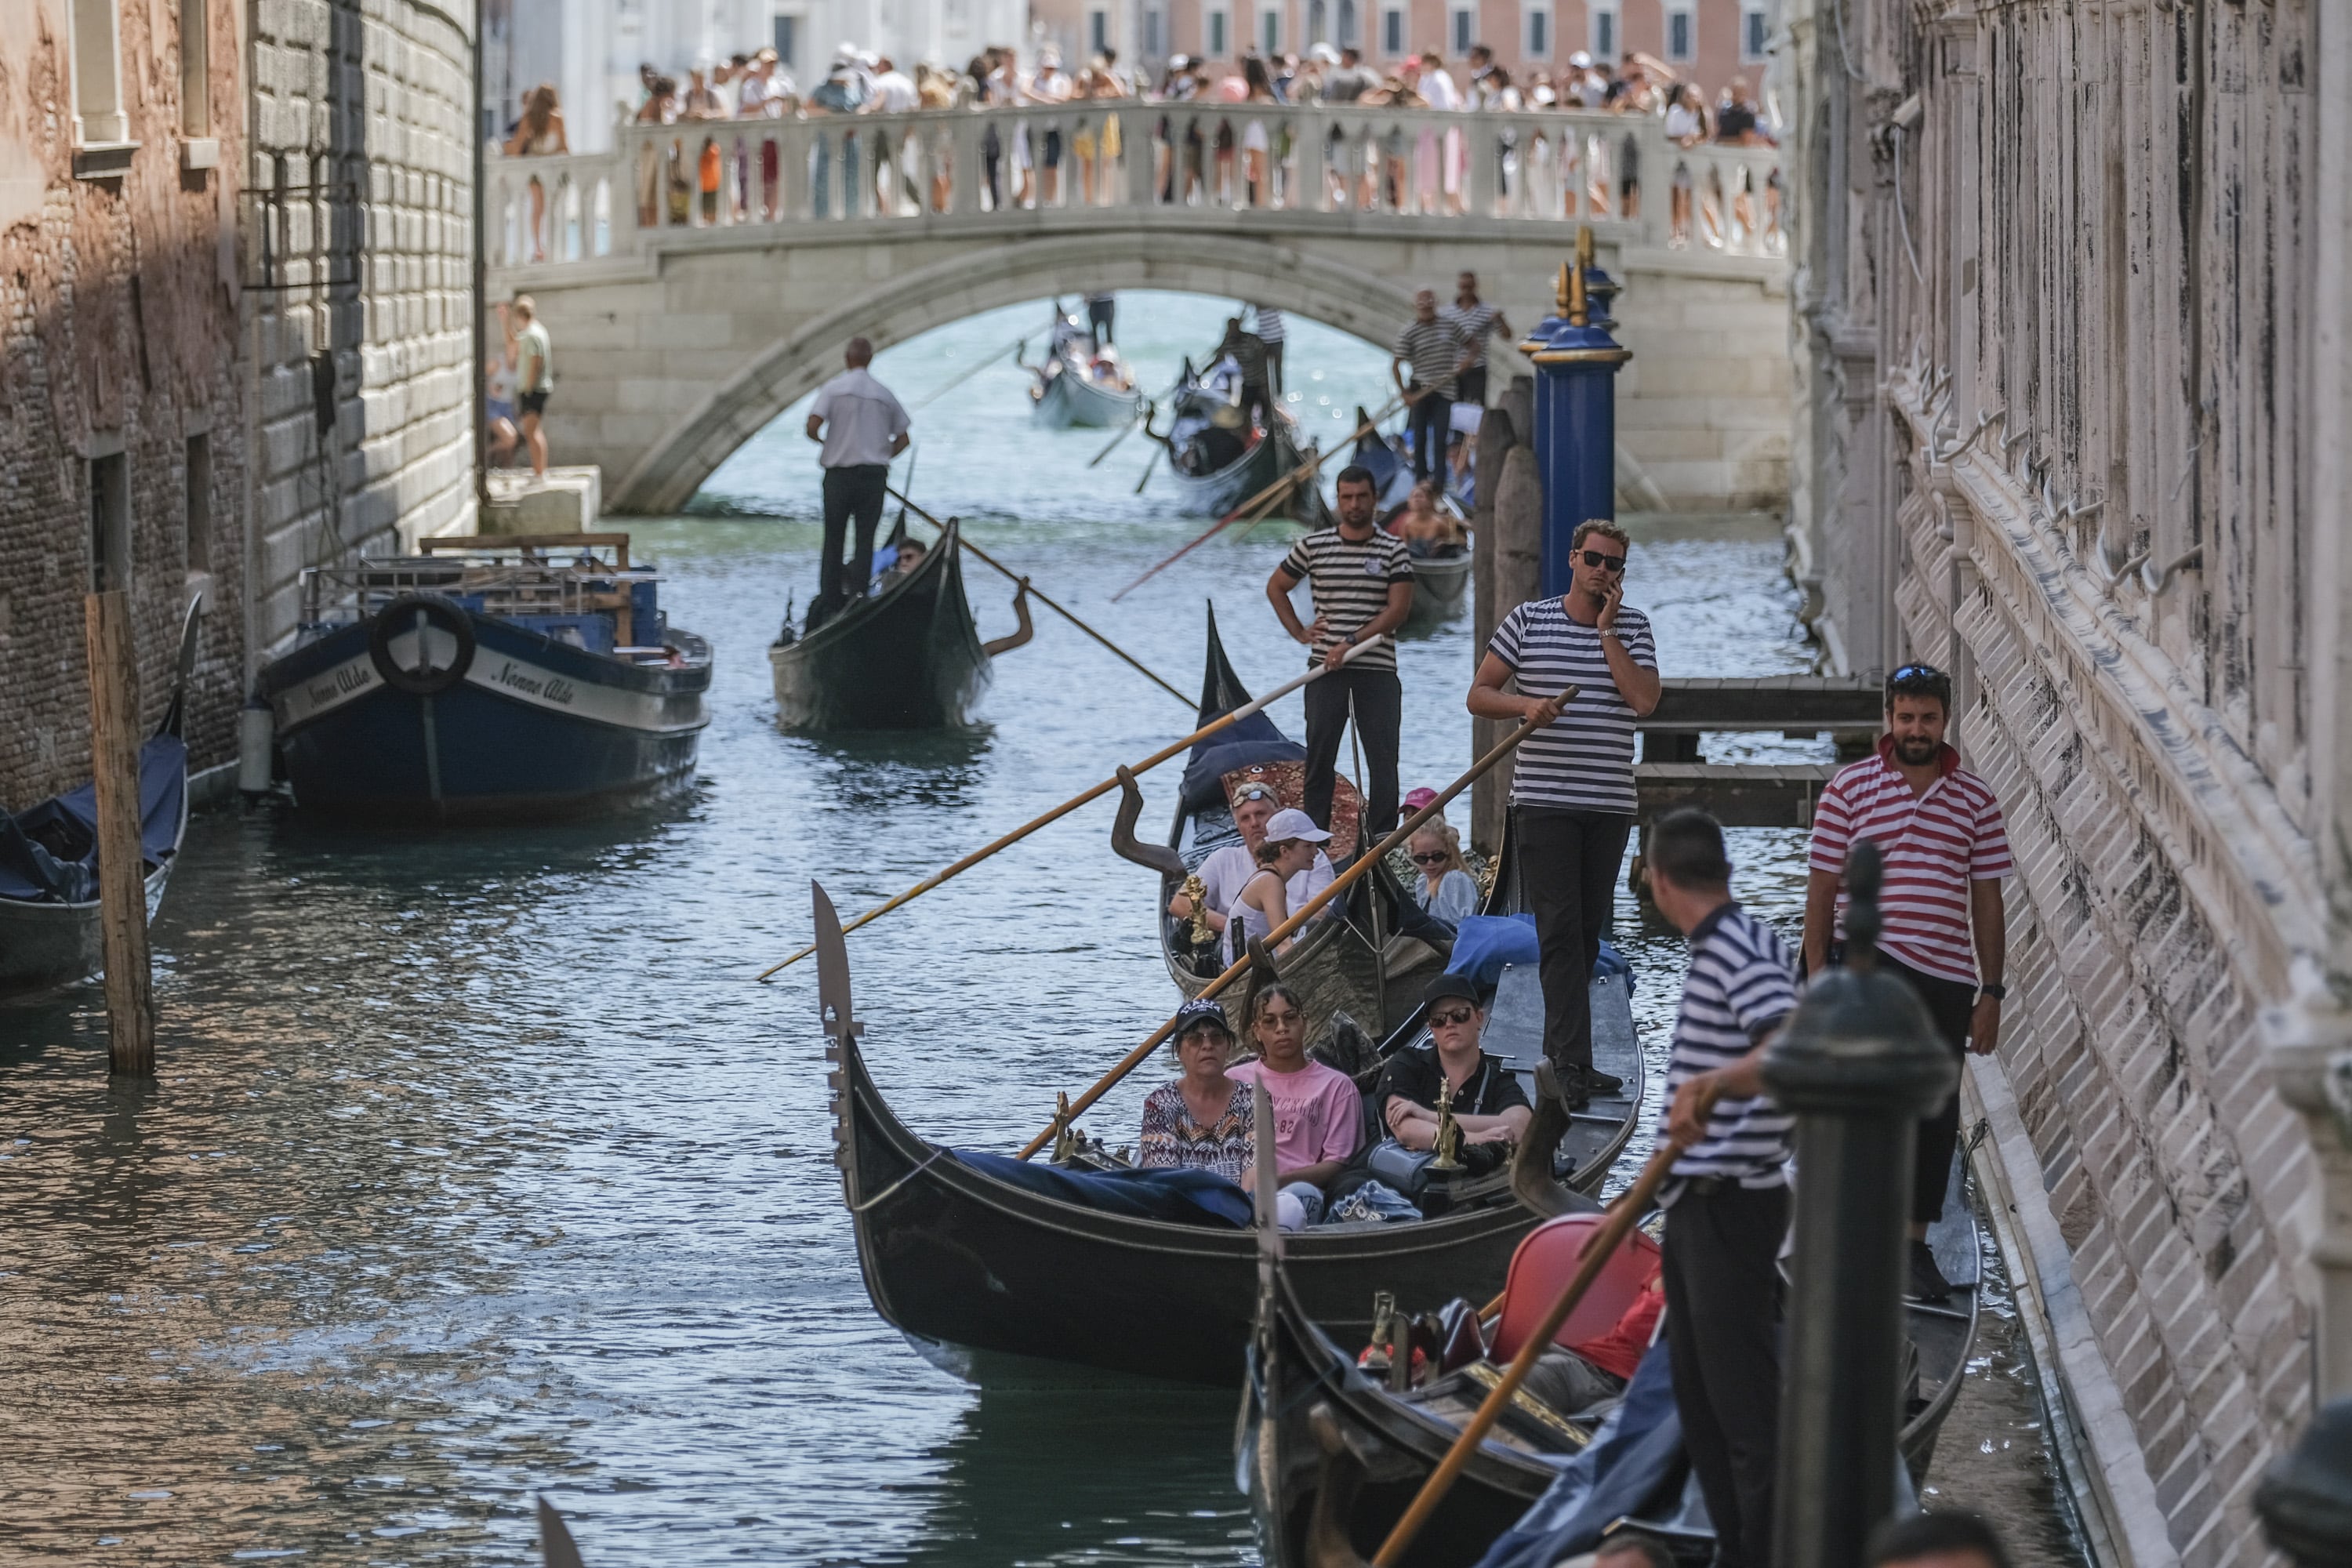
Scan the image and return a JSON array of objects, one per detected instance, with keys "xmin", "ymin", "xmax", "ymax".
[{"xmin": 770, "ymin": 521, "xmax": 991, "ymax": 730}]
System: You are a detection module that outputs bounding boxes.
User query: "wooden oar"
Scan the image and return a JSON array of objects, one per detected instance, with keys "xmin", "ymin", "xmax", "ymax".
[
  {"xmin": 1109, "ymin": 394, "xmax": 1406, "ymax": 604},
  {"xmin": 1014, "ymin": 683, "xmax": 1577, "ymax": 1159},
  {"xmin": 754, "ymin": 637, "xmax": 1391, "ymax": 980},
  {"xmin": 884, "ymin": 485, "xmax": 1189, "ymax": 709},
  {"xmin": 1134, "ymin": 446, "xmax": 1162, "ymax": 493},
  {"xmin": 1089, "ymin": 404, "xmax": 1151, "ymax": 466},
  {"xmin": 1367, "ymin": 1140, "xmax": 1683, "ymax": 1568},
  {"xmin": 910, "ymin": 335, "xmax": 1028, "ymax": 412}
]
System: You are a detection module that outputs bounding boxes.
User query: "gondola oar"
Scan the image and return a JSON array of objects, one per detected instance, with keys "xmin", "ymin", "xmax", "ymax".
[
  {"xmin": 1134, "ymin": 446, "xmax": 1162, "ymax": 493},
  {"xmin": 1109, "ymin": 394, "xmax": 1406, "ymax": 603},
  {"xmin": 1015, "ymin": 683, "xmax": 1578, "ymax": 1159},
  {"xmin": 910, "ymin": 335, "xmax": 1029, "ymax": 412},
  {"xmin": 1363, "ymin": 1140, "xmax": 1682, "ymax": 1568},
  {"xmin": 883, "ymin": 485, "xmax": 1189, "ymax": 709},
  {"xmin": 754, "ymin": 638, "xmax": 1391, "ymax": 980}
]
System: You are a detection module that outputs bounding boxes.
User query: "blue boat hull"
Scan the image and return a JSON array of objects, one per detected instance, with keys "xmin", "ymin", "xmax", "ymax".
[{"xmin": 260, "ymin": 608, "xmax": 711, "ymax": 824}]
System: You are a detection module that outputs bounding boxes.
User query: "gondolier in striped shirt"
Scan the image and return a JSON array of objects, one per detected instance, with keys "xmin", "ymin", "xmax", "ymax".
[
  {"xmin": 1802, "ymin": 661, "xmax": 2011, "ymax": 1302},
  {"xmin": 1392, "ymin": 290, "xmax": 1472, "ymax": 483},
  {"xmin": 1653, "ymin": 808, "xmax": 1800, "ymax": 1568},
  {"xmin": 1465, "ymin": 518, "xmax": 1659, "ymax": 1102},
  {"xmin": 1438, "ymin": 270, "xmax": 1511, "ymax": 410},
  {"xmin": 1249, "ymin": 303, "xmax": 1287, "ymax": 397},
  {"xmin": 1265, "ymin": 466, "xmax": 1414, "ymax": 841}
]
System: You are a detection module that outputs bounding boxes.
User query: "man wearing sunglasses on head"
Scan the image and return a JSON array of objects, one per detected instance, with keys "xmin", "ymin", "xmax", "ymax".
[
  {"xmin": 1802, "ymin": 662, "xmax": 2011, "ymax": 1304},
  {"xmin": 1467, "ymin": 518, "xmax": 1661, "ymax": 1106}
]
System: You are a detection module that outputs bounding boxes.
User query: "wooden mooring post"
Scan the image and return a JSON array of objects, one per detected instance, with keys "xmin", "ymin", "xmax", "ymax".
[{"xmin": 82, "ymin": 590, "xmax": 156, "ymax": 1076}]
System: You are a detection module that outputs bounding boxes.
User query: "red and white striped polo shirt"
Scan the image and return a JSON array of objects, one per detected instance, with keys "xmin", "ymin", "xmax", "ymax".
[{"xmin": 1807, "ymin": 737, "xmax": 2012, "ymax": 985}]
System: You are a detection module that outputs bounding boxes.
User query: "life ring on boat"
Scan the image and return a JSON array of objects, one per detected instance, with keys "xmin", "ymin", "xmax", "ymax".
[{"xmin": 367, "ymin": 593, "xmax": 476, "ymax": 695}]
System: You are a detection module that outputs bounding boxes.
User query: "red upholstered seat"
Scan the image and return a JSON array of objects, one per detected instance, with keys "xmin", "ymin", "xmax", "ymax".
[{"xmin": 1487, "ymin": 1213, "xmax": 1664, "ymax": 1365}]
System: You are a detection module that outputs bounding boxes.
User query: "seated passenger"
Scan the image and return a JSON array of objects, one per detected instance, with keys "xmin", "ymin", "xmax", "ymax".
[
  {"xmin": 1229, "ymin": 982, "xmax": 1362, "ymax": 1229},
  {"xmin": 1170, "ymin": 784, "xmax": 1335, "ymax": 938},
  {"xmin": 1377, "ymin": 972, "xmax": 1531, "ymax": 1150},
  {"xmin": 1406, "ymin": 816, "xmax": 1481, "ymax": 927},
  {"xmin": 873, "ymin": 536, "xmax": 927, "ymax": 592},
  {"xmin": 1137, "ymin": 998, "xmax": 1254, "ymax": 1183},
  {"xmin": 1222, "ymin": 811, "xmax": 1334, "ymax": 964},
  {"xmin": 1395, "ymin": 480, "xmax": 1465, "ymax": 556},
  {"xmin": 1523, "ymin": 1268, "xmax": 1664, "ymax": 1416}
]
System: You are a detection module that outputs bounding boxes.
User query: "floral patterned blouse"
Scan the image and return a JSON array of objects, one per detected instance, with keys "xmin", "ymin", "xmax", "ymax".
[{"xmin": 1138, "ymin": 1079, "xmax": 1256, "ymax": 1184}]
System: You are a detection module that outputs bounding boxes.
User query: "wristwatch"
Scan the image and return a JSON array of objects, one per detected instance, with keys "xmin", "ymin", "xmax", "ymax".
[{"xmin": 1978, "ymin": 982, "xmax": 2007, "ymax": 1002}]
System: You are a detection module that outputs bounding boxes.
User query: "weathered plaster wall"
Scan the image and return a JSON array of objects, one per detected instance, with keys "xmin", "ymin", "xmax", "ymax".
[
  {"xmin": 243, "ymin": 0, "xmax": 476, "ymax": 659},
  {"xmin": 0, "ymin": 0, "xmax": 249, "ymax": 805},
  {"xmin": 1789, "ymin": 2, "xmax": 2343, "ymax": 1563}
]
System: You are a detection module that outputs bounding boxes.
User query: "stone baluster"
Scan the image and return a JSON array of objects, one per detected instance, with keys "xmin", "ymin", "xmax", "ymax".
[
  {"xmin": 1123, "ymin": 105, "xmax": 1157, "ymax": 209},
  {"xmin": 1468, "ymin": 112, "xmax": 1500, "ymax": 220}
]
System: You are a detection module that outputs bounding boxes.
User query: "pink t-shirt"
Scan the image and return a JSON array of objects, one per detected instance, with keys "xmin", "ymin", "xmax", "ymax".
[{"xmin": 1229, "ymin": 1058, "xmax": 1363, "ymax": 1171}]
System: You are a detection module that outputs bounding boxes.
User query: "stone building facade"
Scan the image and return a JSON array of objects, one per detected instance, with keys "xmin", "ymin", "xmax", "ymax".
[
  {"xmin": 1785, "ymin": 1, "xmax": 2352, "ymax": 1562},
  {"xmin": 243, "ymin": 0, "xmax": 477, "ymax": 658},
  {"xmin": 0, "ymin": 0, "xmax": 250, "ymax": 805}
]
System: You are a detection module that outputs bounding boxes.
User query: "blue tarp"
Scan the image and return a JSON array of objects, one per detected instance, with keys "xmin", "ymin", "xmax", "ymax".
[
  {"xmin": 1470, "ymin": 1341, "xmax": 1691, "ymax": 1568},
  {"xmin": 0, "ymin": 734, "xmax": 186, "ymax": 903},
  {"xmin": 1178, "ymin": 731, "xmax": 1304, "ymax": 815},
  {"xmin": 951, "ymin": 1149, "xmax": 1254, "ymax": 1229},
  {"xmin": 1446, "ymin": 914, "xmax": 1629, "ymax": 993}
]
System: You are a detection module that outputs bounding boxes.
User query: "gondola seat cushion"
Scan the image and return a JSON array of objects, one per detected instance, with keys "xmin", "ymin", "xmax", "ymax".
[
  {"xmin": 949, "ymin": 1150, "xmax": 1254, "ymax": 1229},
  {"xmin": 1488, "ymin": 1213, "xmax": 1664, "ymax": 1364}
]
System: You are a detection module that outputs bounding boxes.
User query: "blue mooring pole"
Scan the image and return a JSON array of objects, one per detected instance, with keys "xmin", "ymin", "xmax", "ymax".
[{"xmin": 1519, "ymin": 227, "xmax": 1632, "ymax": 597}]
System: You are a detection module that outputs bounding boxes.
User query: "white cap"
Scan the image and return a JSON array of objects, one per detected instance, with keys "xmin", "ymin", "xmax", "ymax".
[
  {"xmin": 1265, "ymin": 808, "xmax": 1334, "ymax": 844},
  {"xmin": 1309, "ymin": 42, "xmax": 1340, "ymax": 63},
  {"xmin": 1568, "ymin": 49, "xmax": 1593, "ymax": 67}
]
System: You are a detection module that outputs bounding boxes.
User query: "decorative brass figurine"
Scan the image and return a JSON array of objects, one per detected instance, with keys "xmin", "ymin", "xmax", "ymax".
[
  {"xmin": 1178, "ymin": 873, "xmax": 1216, "ymax": 948},
  {"xmin": 1428, "ymin": 1075, "xmax": 1465, "ymax": 1172}
]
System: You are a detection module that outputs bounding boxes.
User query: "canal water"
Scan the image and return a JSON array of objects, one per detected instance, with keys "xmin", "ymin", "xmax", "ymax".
[{"xmin": 1, "ymin": 296, "xmax": 2083, "ymax": 1564}]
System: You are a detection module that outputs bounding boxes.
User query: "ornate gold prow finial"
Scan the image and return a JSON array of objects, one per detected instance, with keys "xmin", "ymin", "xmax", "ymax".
[
  {"xmin": 1555, "ymin": 262, "xmax": 1573, "ymax": 318},
  {"xmin": 1429, "ymin": 1075, "xmax": 1465, "ymax": 1172},
  {"xmin": 1577, "ymin": 222, "xmax": 1595, "ymax": 271},
  {"xmin": 1180, "ymin": 872, "xmax": 1215, "ymax": 947},
  {"xmin": 1567, "ymin": 252, "xmax": 1590, "ymax": 329}
]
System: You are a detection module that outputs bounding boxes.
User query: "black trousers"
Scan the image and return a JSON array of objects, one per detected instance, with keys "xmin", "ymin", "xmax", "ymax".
[
  {"xmin": 1088, "ymin": 299, "xmax": 1116, "ymax": 344},
  {"xmin": 1302, "ymin": 665, "xmax": 1400, "ymax": 848},
  {"xmin": 1456, "ymin": 364, "xmax": 1487, "ymax": 408},
  {"xmin": 1265, "ymin": 339, "xmax": 1285, "ymax": 397},
  {"xmin": 819, "ymin": 464, "xmax": 890, "ymax": 604},
  {"xmin": 1406, "ymin": 387, "xmax": 1453, "ymax": 481},
  {"xmin": 1662, "ymin": 1181, "xmax": 1787, "ymax": 1568},
  {"xmin": 1516, "ymin": 805, "xmax": 1633, "ymax": 1072},
  {"xmin": 1880, "ymin": 952, "xmax": 1977, "ymax": 1225}
]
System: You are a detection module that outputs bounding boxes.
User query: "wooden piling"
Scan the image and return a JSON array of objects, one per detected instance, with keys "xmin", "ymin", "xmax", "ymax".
[
  {"xmin": 82, "ymin": 590, "xmax": 155, "ymax": 1076},
  {"xmin": 1472, "ymin": 376, "xmax": 1539, "ymax": 858},
  {"xmin": 1478, "ymin": 429, "xmax": 1546, "ymax": 859}
]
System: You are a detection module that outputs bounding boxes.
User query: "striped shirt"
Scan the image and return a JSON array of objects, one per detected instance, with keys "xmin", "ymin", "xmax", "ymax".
[
  {"xmin": 1439, "ymin": 300, "xmax": 1501, "ymax": 369},
  {"xmin": 1486, "ymin": 596, "xmax": 1657, "ymax": 812},
  {"xmin": 1250, "ymin": 304, "xmax": 1287, "ymax": 344},
  {"xmin": 1279, "ymin": 527, "xmax": 1414, "ymax": 672},
  {"xmin": 1660, "ymin": 902, "xmax": 1798, "ymax": 1192},
  {"xmin": 1807, "ymin": 737, "xmax": 2013, "ymax": 986},
  {"xmin": 1394, "ymin": 318, "xmax": 1467, "ymax": 397}
]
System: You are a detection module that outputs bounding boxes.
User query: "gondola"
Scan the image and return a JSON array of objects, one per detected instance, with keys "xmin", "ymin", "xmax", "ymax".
[
  {"xmin": 814, "ymin": 818, "xmax": 1644, "ymax": 1387},
  {"xmin": 1149, "ymin": 358, "xmax": 1330, "ymax": 524},
  {"xmin": 1023, "ymin": 307, "xmax": 1144, "ymax": 430},
  {"xmin": 1115, "ymin": 607, "xmax": 1446, "ymax": 1042},
  {"xmin": 771, "ymin": 518, "xmax": 1023, "ymax": 731},
  {"xmin": 1348, "ymin": 409, "xmax": 1471, "ymax": 632},
  {"xmin": 1240, "ymin": 1155, "xmax": 1985, "ymax": 1567},
  {"xmin": 259, "ymin": 533, "xmax": 711, "ymax": 822},
  {"xmin": 0, "ymin": 597, "xmax": 200, "ymax": 1000}
]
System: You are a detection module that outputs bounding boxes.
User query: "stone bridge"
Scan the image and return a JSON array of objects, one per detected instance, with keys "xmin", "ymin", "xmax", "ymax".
[{"xmin": 485, "ymin": 103, "xmax": 1791, "ymax": 516}]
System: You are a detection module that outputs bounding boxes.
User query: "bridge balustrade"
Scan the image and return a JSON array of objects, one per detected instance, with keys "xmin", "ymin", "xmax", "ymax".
[{"xmin": 485, "ymin": 103, "xmax": 1782, "ymax": 270}]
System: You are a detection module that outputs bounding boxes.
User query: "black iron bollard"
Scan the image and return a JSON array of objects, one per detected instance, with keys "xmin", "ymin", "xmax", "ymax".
[
  {"xmin": 1762, "ymin": 840, "xmax": 1960, "ymax": 1568},
  {"xmin": 2257, "ymin": 1399, "xmax": 2352, "ymax": 1566}
]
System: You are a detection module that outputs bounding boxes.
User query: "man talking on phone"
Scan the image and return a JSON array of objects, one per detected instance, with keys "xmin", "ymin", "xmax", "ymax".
[{"xmin": 1466, "ymin": 519, "xmax": 1660, "ymax": 1105}]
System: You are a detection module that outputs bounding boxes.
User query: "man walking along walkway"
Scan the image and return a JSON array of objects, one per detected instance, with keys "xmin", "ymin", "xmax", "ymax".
[
  {"xmin": 1801, "ymin": 662, "xmax": 2010, "ymax": 1301},
  {"xmin": 1653, "ymin": 808, "xmax": 1799, "ymax": 1568},
  {"xmin": 1266, "ymin": 466, "xmax": 1414, "ymax": 841},
  {"xmin": 1466, "ymin": 519, "xmax": 1659, "ymax": 1102},
  {"xmin": 805, "ymin": 336, "xmax": 911, "ymax": 625},
  {"xmin": 1392, "ymin": 289, "xmax": 1469, "ymax": 483},
  {"xmin": 513, "ymin": 296, "xmax": 554, "ymax": 481}
]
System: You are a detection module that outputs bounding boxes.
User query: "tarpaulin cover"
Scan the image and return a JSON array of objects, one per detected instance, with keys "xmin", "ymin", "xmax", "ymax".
[
  {"xmin": 1179, "ymin": 731, "xmax": 1303, "ymax": 815},
  {"xmin": 951, "ymin": 1149, "xmax": 1254, "ymax": 1229},
  {"xmin": 1469, "ymin": 1341, "xmax": 1690, "ymax": 1568},
  {"xmin": 0, "ymin": 734, "xmax": 187, "ymax": 904},
  {"xmin": 1446, "ymin": 915, "xmax": 1629, "ymax": 993}
]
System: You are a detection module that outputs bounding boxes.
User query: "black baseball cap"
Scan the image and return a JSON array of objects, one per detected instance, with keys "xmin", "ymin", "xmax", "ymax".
[
  {"xmin": 1172, "ymin": 997, "xmax": 1235, "ymax": 1040},
  {"xmin": 1422, "ymin": 973, "xmax": 1480, "ymax": 1011}
]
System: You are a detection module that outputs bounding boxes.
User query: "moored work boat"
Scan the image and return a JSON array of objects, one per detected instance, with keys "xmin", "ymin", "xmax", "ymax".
[
  {"xmin": 0, "ymin": 598, "xmax": 199, "ymax": 999},
  {"xmin": 1150, "ymin": 359, "xmax": 1330, "ymax": 524},
  {"xmin": 1240, "ymin": 1155, "xmax": 1984, "ymax": 1566},
  {"xmin": 257, "ymin": 533, "xmax": 711, "ymax": 823},
  {"xmin": 1024, "ymin": 306, "xmax": 1144, "ymax": 429},
  {"xmin": 770, "ymin": 519, "xmax": 1029, "ymax": 731}
]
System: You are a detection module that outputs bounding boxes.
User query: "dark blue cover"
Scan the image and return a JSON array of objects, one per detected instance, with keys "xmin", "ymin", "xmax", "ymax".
[
  {"xmin": 1179, "ymin": 732, "xmax": 1306, "ymax": 814},
  {"xmin": 1471, "ymin": 1341, "xmax": 1690, "ymax": 1568},
  {"xmin": 0, "ymin": 734, "xmax": 187, "ymax": 903},
  {"xmin": 1446, "ymin": 915, "xmax": 1629, "ymax": 993},
  {"xmin": 951, "ymin": 1150, "xmax": 1254, "ymax": 1229}
]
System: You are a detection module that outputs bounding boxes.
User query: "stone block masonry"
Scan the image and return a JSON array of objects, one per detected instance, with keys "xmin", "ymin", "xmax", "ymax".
[
  {"xmin": 243, "ymin": 0, "xmax": 476, "ymax": 657},
  {"xmin": 0, "ymin": 0, "xmax": 251, "ymax": 808}
]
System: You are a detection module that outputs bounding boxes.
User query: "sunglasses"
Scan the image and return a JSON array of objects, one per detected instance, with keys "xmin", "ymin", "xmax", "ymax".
[
  {"xmin": 1428, "ymin": 1006, "xmax": 1478, "ymax": 1028},
  {"xmin": 1410, "ymin": 851, "xmax": 1450, "ymax": 866},
  {"xmin": 1579, "ymin": 550, "xmax": 1627, "ymax": 572},
  {"xmin": 1889, "ymin": 662, "xmax": 1945, "ymax": 683},
  {"xmin": 1235, "ymin": 786, "xmax": 1276, "ymax": 803}
]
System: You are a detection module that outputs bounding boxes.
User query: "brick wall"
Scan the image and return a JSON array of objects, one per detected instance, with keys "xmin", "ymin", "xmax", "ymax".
[
  {"xmin": 245, "ymin": 0, "xmax": 477, "ymax": 656},
  {"xmin": 0, "ymin": 0, "xmax": 249, "ymax": 808}
]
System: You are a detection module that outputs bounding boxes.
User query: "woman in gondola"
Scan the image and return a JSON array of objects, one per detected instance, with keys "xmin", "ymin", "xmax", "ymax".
[
  {"xmin": 1406, "ymin": 813, "xmax": 1480, "ymax": 926},
  {"xmin": 1222, "ymin": 818, "xmax": 1332, "ymax": 964},
  {"xmin": 1230, "ymin": 982, "xmax": 1363, "ymax": 1229},
  {"xmin": 1136, "ymin": 999, "xmax": 1256, "ymax": 1183},
  {"xmin": 1393, "ymin": 478, "xmax": 1464, "ymax": 555}
]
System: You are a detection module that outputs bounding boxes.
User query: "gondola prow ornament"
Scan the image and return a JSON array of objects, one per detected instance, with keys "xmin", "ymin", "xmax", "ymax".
[{"xmin": 1761, "ymin": 840, "xmax": 1961, "ymax": 1568}]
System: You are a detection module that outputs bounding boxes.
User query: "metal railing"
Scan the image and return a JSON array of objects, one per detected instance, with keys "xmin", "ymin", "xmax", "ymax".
[{"xmin": 485, "ymin": 103, "xmax": 1783, "ymax": 269}]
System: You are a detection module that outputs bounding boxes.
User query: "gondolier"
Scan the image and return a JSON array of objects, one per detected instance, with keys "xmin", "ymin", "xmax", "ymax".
[
  {"xmin": 1265, "ymin": 466, "xmax": 1414, "ymax": 841},
  {"xmin": 1801, "ymin": 661, "xmax": 2010, "ymax": 1301},
  {"xmin": 1653, "ymin": 808, "xmax": 1800, "ymax": 1568},
  {"xmin": 804, "ymin": 336, "xmax": 911, "ymax": 626},
  {"xmin": 1466, "ymin": 518, "xmax": 1658, "ymax": 1101}
]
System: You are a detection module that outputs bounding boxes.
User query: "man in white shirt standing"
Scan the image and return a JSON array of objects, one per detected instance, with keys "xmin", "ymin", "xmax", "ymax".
[{"xmin": 804, "ymin": 337, "xmax": 911, "ymax": 624}]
